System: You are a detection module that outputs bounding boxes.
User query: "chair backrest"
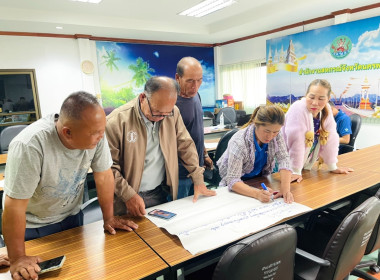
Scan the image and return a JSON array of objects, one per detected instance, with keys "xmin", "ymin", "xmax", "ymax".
[
  {"xmin": 338, "ymin": 114, "xmax": 362, "ymax": 154},
  {"xmin": 214, "ymin": 128, "xmax": 239, "ymax": 164},
  {"xmin": 204, "ymin": 111, "xmax": 214, "ymax": 119},
  {"xmin": 348, "ymin": 114, "xmax": 362, "ymax": 147},
  {"xmin": 0, "ymin": 125, "xmax": 28, "ymax": 153},
  {"xmin": 81, "ymin": 197, "xmax": 103, "ymax": 225},
  {"xmin": 212, "ymin": 224, "xmax": 297, "ymax": 280},
  {"xmin": 237, "ymin": 114, "xmax": 251, "ymax": 126},
  {"xmin": 364, "ymin": 214, "xmax": 380, "ymax": 255},
  {"xmin": 363, "ymin": 187, "xmax": 380, "ymax": 255},
  {"xmin": 204, "ymin": 111, "xmax": 216, "ymax": 126},
  {"xmin": 235, "ymin": 110, "xmax": 246, "ymax": 124},
  {"xmin": 216, "ymin": 107, "xmax": 237, "ymax": 125},
  {"xmin": 318, "ymin": 196, "xmax": 380, "ymax": 280}
]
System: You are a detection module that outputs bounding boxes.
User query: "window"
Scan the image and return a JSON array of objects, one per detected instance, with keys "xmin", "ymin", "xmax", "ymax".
[
  {"xmin": 0, "ymin": 69, "xmax": 41, "ymax": 128},
  {"xmin": 219, "ymin": 60, "xmax": 267, "ymax": 110}
]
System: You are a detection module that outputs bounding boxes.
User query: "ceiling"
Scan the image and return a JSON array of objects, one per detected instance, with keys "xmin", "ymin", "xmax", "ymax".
[{"xmin": 0, "ymin": 0, "xmax": 379, "ymax": 44}]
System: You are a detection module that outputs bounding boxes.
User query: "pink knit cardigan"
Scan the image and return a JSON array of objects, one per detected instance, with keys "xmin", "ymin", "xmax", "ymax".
[{"xmin": 281, "ymin": 98, "xmax": 339, "ymax": 175}]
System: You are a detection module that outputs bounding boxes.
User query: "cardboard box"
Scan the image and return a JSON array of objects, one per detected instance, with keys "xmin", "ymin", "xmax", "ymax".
[{"xmin": 234, "ymin": 101, "xmax": 243, "ymax": 110}]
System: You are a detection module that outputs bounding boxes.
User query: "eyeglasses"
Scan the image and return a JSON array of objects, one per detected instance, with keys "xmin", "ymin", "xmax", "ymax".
[{"xmin": 146, "ymin": 98, "xmax": 174, "ymax": 118}]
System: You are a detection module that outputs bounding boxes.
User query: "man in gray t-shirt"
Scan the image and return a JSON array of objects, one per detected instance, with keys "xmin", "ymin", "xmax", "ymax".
[{"xmin": 3, "ymin": 91, "xmax": 138, "ymax": 280}]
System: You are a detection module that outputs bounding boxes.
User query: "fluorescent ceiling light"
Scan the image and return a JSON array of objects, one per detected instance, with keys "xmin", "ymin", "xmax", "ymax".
[
  {"xmin": 179, "ymin": 0, "xmax": 236, "ymax": 18},
  {"xmin": 56, "ymin": 26, "xmax": 63, "ymax": 30},
  {"xmin": 71, "ymin": 0, "xmax": 102, "ymax": 3}
]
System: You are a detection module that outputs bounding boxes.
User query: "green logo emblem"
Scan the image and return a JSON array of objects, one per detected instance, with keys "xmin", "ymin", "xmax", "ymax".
[{"xmin": 330, "ymin": 35, "xmax": 352, "ymax": 59}]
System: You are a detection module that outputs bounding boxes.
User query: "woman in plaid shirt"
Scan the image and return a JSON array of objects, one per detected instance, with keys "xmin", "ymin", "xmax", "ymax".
[{"xmin": 217, "ymin": 105, "xmax": 294, "ymax": 203}]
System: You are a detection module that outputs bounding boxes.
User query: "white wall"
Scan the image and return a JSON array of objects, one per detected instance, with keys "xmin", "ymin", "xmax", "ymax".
[
  {"xmin": 355, "ymin": 121, "xmax": 380, "ymax": 149},
  {"xmin": 0, "ymin": 36, "xmax": 95, "ymax": 116},
  {"xmin": 1, "ymin": 10, "xmax": 380, "ymax": 148},
  {"xmin": 216, "ymin": 10, "xmax": 380, "ymax": 149}
]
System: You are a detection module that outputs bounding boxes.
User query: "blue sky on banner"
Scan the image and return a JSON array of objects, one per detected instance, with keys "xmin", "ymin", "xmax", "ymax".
[
  {"xmin": 96, "ymin": 41, "xmax": 215, "ymax": 108},
  {"xmin": 266, "ymin": 16, "xmax": 380, "ymax": 101}
]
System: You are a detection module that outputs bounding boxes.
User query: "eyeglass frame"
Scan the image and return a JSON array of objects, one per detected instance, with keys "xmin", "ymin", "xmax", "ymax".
[{"xmin": 146, "ymin": 97, "xmax": 174, "ymax": 118}]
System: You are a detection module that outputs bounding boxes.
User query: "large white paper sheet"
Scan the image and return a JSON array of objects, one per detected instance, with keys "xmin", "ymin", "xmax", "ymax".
[{"xmin": 146, "ymin": 187, "xmax": 312, "ymax": 255}]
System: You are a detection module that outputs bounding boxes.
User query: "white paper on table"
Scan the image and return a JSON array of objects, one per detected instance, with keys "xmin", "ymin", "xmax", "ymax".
[
  {"xmin": 146, "ymin": 187, "xmax": 312, "ymax": 255},
  {"xmin": 0, "ymin": 179, "xmax": 4, "ymax": 189},
  {"xmin": 203, "ymin": 126, "xmax": 222, "ymax": 133},
  {"xmin": 204, "ymin": 142, "xmax": 218, "ymax": 150}
]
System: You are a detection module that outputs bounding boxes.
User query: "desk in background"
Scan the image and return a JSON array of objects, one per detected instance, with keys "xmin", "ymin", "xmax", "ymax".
[
  {"xmin": 131, "ymin": 145, "xmax": 380, "ymax": 277},
  {"xmin": 204, "ymin": 138, "xmax": 219, "ymax": 152},
  {"xmin": 0, "ymin": 221, "xmax": 169, "ymax": 280},
  {"xmin": 203, "ymin": 117, "xmax": 213, "ymax": 127},
  {"xmin": 203, "ymin": 127, "xmax": 231, "ymax": 140}
]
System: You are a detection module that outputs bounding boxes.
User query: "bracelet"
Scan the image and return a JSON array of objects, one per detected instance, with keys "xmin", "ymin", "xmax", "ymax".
[{"xmin": 204, "ymin": 154, "xmax": 210, "ymax": 158}]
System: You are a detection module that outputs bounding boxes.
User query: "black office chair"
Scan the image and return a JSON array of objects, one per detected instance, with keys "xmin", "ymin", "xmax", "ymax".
[
  {"xmin": 81, "ymin": 197, "xmax": 103, "ymax": 225},
  {"xmin": 339, "ymin": 114, "xmax": 362, "ymax": 155},
  {"xmin": 237, "ymin": 114, "xmax": 251, "ymax": 127},
  {"xmin": 349, "ymin": 188, "xmax": 380, "ymax": 280},
  {"xmin": 235, "ymin": 110, "xmax": 246, "ymax": 125},
  {"xmin": 214, "ymin": 128, "xmax": 239, "ymax": 164},
  {"xmin": 216, "ymin": 107, "xmax": 237, "ymax": 128},
  {"xmin": 204, "ymin": 111, "xmax": 216, "ymax": 126},
  {"xmin": 0, "ymin": 125, "xmax": 28, "ymax": 153},
  {"xmin": 204, "ymin": 111, "xmax": 214, "ymax": 119},
  {"xmin": 204, "ymin": 128, "xmax": 239, "ymax": 185},
  {"xmin": 294, "ymin": 195, "xmax": 380, "ymax": 280},
  {"xmin": 213, "ymin": 224, "xmax": 297, "ymax": 280}
]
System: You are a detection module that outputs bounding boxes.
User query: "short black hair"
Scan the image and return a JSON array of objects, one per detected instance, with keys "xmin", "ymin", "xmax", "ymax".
[{"xmin": 60, "ymin": 91, "xmax": 100, "ymax": 120}]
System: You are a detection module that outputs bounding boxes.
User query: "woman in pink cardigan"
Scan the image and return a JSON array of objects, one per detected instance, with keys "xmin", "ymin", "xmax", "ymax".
[{"xmin": 282, "ymin": 79, "xmax": 353, "ymax": 182}]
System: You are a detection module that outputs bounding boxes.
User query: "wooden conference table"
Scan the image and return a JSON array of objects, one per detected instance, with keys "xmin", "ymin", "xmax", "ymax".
[
  {"xmin": 0, "ymin": 145, "xmax": 379, "ymax": 279},
  {"xmin": 130, "ymin": 145, "xmax": 380, "ymax": 277},
  {"xmin": 0, "ymin": 221, "xmax": 169, "ymax": 280}
]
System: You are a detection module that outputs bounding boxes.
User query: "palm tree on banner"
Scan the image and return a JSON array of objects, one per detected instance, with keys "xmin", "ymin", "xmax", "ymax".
[
  {"xmin": 128, "ymin": 57, "xmax": 155, "ymax": 88},
  {"xmin": 102, "ymin": 50, "xmax": 121, "ymax": 72}
]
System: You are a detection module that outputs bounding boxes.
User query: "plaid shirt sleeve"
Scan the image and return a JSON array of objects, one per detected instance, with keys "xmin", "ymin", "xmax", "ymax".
[
  {"xmin": 274, "ymin": 132, "xmax": 291, "ymax": 171},
  {"xmin": 217, "ymin": 130, "xmax": 252, "ymax": 191}
]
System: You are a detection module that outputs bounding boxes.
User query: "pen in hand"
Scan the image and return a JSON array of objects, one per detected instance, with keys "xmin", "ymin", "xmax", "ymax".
[{"xmin": 261, "ymin": 183, "xmax": 274, "ymax": 202}]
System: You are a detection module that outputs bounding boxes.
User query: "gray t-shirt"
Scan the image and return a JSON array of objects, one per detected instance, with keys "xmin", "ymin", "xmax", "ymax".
[{"xmin": 3, "ymin": 114, "xmax": 112, "ymax": 228}]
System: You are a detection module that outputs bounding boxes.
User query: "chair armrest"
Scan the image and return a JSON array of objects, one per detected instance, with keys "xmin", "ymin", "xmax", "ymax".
[
  {"xmin": 81, "ymin": 197, "xmax": 99, "ymax": 210},
  {"xmin": 339, "ymin": 144, "xmax": 354, "ymax": 154},
  {"xmin": 296, "ymin": 248, "xmax": 331, "ymax": 267}
]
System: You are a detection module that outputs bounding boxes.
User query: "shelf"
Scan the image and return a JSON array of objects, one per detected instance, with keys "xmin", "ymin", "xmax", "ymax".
[
  {"xmin": 0, "ymin": 121, "xmax": 33, "ymax": 127},
  {"xmin": 0, "ymin": 111, "xmax": 36, "ymax": 116}
]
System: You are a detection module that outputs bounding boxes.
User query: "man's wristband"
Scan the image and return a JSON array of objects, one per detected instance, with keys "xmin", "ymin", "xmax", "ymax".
[{"xmin": 204, "ymin": 154, "xmax": 210, "ymax": 158}]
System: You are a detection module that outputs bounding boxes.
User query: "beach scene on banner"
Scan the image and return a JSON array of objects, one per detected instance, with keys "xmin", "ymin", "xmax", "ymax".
[{"xmin": 95, "ymin": 41, "xmax": 215, "ymax": 112}]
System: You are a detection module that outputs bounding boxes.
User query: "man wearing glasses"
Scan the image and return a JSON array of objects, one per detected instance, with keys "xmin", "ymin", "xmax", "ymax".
[{"xmin": 106, "ymin": 76, "xmax": 216, "ymax": 216}]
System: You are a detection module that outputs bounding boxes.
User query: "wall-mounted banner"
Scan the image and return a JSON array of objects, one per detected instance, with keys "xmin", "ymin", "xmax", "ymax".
[
  {"xmin": 266, "ymin": 16, "xmax": 380, "ymax": 118},
  {"xmin": 95, "ymin": 42, "xmax": 215, "ymax": 112}
]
